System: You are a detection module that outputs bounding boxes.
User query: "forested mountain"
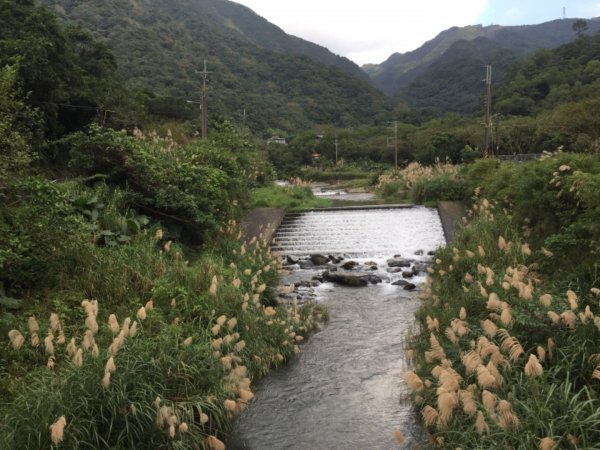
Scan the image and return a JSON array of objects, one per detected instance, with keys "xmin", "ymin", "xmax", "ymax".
[
  {"xmin": 398, "ymin": 37, "xmax": 518, "ymax": 115},
  {"xmin": 37, "ymin": 0, "xmax": 389, "ymax": 134},
  {"xmin": 365, "ymin": 18, "xmax": 600, "ymax": 96}
]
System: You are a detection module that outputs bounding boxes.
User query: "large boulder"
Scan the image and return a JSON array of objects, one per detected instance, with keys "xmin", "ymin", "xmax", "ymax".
[
  {"xmin": 286, "ymin": 255, "xmax": 299, "ymax": 265},
  {"xmin": 387, "ymin": 258, "xmax": 411, "ymax": 268},
  {"xmin": 322, "ymin": 271, "xmax": 381, "ymax": 287},
  {"xmin": 299, "ymin": 260, "xmax": 315, "ymax": 269},
  {"xmin": 341, "ymin": 261, "xmax": 359, "ymax": 270},
  {"xmin": 323, "ymin": 271, "xmax": 368, "ymax": 286},
  {"xmin": 310, "ymin": 254, "xmax": 330, "ymax": 266}
]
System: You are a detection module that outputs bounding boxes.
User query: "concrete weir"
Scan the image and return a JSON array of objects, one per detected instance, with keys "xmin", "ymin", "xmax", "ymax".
[{"xmin": 239, "ymin": 207, "xmax": 285, "ymax": 243}]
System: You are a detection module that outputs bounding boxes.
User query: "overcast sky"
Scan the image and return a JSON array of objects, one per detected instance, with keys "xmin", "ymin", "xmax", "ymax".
[{"xmin": 233, "ymin": 0, "xmax": 600, "ymax": 65}]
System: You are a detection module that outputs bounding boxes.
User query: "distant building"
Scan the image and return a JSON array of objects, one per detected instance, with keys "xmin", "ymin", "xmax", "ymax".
[{"xmin": 267, "ymin": 136, "xmax": 287, "ymax": 145}]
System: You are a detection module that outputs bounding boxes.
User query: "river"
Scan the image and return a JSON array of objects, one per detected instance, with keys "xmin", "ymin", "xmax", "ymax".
[{"xmin": 231, "ymin": 204, "xmax": 445, "ymax": 449}]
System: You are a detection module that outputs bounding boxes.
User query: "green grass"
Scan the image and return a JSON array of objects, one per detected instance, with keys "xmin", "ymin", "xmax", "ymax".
[{"xmin": 250, "ymin": 185, "xmax": 332, "ymax": 211}]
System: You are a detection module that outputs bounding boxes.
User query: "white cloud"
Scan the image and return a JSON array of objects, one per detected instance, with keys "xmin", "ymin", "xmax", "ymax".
[{"xmin": 234, "ymin": 0, "xmax": 488, "ymax": 65}]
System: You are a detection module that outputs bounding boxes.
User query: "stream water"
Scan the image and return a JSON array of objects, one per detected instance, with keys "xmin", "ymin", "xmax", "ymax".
[{"xmin": 231, "ymin": 206, "xmax": 445, "ymax": 449}]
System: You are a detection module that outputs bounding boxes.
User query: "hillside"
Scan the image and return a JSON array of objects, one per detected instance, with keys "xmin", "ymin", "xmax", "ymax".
[
  {"xmin": 398, "ymin": 37, "xmax": 519, "ymax": 115},
  {"xmin": 365, "ymin": 18, "xmax": 600, "ymax": 96},
  {"xmin": 38, "ymin": 0, "xmax": 389, "ymax": 134}
]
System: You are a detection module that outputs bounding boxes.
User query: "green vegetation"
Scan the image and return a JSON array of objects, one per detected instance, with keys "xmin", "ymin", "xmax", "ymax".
[
  {"xmin": 2, "ymin": 0, "xmax": 600, "ymax": 448},
  {"xmin": 394, "ymin": 154, "xmax": 600, "ymax": 448},
  {"xmin": 251, "ymin": 185, "xmax": 332, "ymax": 211},
  {"xmin": 36, "ymin": 0, "xmax": 391, "ymax": 136},
  {"xmin": 0, "ymin": 4, "xmax": 325, "ymax": 448}
]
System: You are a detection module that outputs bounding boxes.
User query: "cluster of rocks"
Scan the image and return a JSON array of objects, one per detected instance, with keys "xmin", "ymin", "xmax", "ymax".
[{"xmin": 277, "ymin": 251, "xmax": 434, "ymax": 304}]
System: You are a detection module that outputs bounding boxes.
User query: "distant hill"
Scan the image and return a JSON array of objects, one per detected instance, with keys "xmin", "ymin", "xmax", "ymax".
[
  {"xmin": 38, "ymin": 0, "xmax": 389, "ymax": 134},
  {"xmin": 365, "ymin": 18, "xmax": 600, "ymax": 97},
  {"xmin": 398, "ymin": 37, "xmax": 518, "ymax": 115}
]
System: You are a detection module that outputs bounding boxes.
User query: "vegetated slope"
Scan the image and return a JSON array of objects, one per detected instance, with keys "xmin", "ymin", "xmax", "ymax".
[
  {"xmin": 398, "ymin": 37, "xmax": 519, "ymax": 115},
  {"xmin": 39, "ymin": 0, "xmax": 389, "ymax": 134},
  {"xmin": 365, "ymin": 18, "xmax": 600, "ymax": 96}
]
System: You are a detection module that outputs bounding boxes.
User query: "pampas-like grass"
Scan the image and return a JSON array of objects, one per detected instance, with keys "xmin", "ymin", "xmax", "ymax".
[
  {"xmin": 207, "ymin": 435, "xmax": 226, "ymax": 450},
  {"xmin": 451, "ymin": 319, "xmax": 468, "ymax": 337},
  {"xmin": 459, "ymin": 389, "xmax": 477, "ymax": 416},
  {"xmin": 437, "ymin": 390, "xmax": 459, "ymax": 427},
  {"xmin": 49, "ymin": 313, "xmax": 61, "ymax": 333},
  {"xmin": 539, "ymin": 294, "xmax": 552, "ymax": 307},
  {"xmin": 73, "ymin": 348, "xmax": 83, "ymax": 367},
  {"xmin": 497, "ymin": 399, "xmax": 520, "ymax": 430},
  {"xmin": 422, "ymin": 405, "xmax": 439, "ymax": 427},
  {"xmin": 486, "ymin": 361, "xmax": 503, "ymax": 387},
  {"xmin": 102, "ymin": 371, "xmax": 111, "ymax": 388},
  {"xmin": 524, "ymin": 354, "xmax": 543, "ymax": 377},
  {"xmin": 481, "ymin": 319, "xmax": 498, "ymax": 338},
  {"xmin": 108, "ymin": 314, "xmax": 120, "ymax": 335},
  {"xmin": 477, "ymin": 365, "xmax": 497, "ymax": 389},
  {"xmin": 50, "ymin": 416, "xmax": 67, "ymax": 444},
  {"xmin": 500, "ymin": 307, "xmax": 512, "ymax": 326},
  {"xmin": 482, "ymin": 390, "xmax": 497, "ymax": 413},
  {"xmin": 427, "ymin": 316, "xmax": 440, "ymax": 332},
  {"xmin": 223, "ymin": 399, "xmax": 236, "ymax": 412},
  {"xmin": 445, "ymin": 328, "xmax": 459, "ymax": 344},
  {"xmin": 475, "ymin": 411, "xmax": 489, "ymax": 435},
  {"xmin": 487, "ymin": 293, "xmax": 502, "ymax": 312},
  {"xmin": 461, "ymin": 351, "xmax": 483, "ymax": 375},
  {"xmin": 537, "ymin": 346, "xmax": 546, "ymax": 363},
  {"xmin": 539, "ymin": 437, "xmax": 556, "ymax": 450},
  {"xmin": 8, "ymin": 329, "xmax": 25, "ymax": 350},
  {"xmin": 498, "ymin": 330, "xmax": 524, "ymax": 362},
  {"xmin": 547, "ymin": 311, "xmax": 560, "ymax": 324},
  {"xmin": 136, "ymin": 307, "xmax": 147, "ymax": 321},
  {"xmin": 566, "ymin": 290, "xmax": 578, "ymax": 310},
  {"xmin": 405, "ymin": 371, "xmax": 424, "ymax": 392},
  {"xmin": 498, "ymin": 236, "xmax": 507, "ymax": 250},
  {"xmin": 438, "ymin": 368, "xmax": 462, "ymax": 392},
  {"xmin": 561, "ymin": 310, "xmax": 577, "ymax": 329}
]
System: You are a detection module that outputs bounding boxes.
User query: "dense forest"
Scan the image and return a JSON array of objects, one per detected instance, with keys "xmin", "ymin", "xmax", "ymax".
[{"xmin": 36, "ymin": 0, "xmax": 391, "ymax": 135}]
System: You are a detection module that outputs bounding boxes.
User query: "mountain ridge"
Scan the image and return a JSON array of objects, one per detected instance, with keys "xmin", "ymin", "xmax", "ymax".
[{"xmin": 365, "ymin": 18, "xmax": 600, "ymax": 96}]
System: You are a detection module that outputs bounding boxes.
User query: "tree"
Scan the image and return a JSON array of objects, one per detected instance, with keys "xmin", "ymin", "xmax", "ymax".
[{"xmin": 573, "ymin": 19, "xmax": 588, "ymax": 36}]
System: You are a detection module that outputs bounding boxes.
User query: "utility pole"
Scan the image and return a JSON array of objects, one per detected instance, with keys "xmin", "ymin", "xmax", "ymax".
[
  {"xmin": 196, "ymin": 60, "xmax": 211, "ymax": 139},
  {"xmin": 334, "ymin": 137, "xmax": 339, "ymax": 165},
  {"xmin": 393, "ymin": 120, "xmax": 398, "ymax": 169},
  {"xmin": 483, "ymin": 65, "xmax": 492, "ymax": 158}
]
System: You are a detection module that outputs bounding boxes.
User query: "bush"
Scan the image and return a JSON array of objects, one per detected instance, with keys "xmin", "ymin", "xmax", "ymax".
[
  {"xmin": 410, "ymin": 173, "xmax": 467, "ymax": 205},
  {"xmin": 63, "ymin": 125, "xmax": 250, "ymax": 244}
]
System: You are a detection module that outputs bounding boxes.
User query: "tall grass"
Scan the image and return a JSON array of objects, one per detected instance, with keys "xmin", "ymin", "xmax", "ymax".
[
  {"xmin": 1, "ymin": 215, "xmax": 323, "ymax": 449},
  {"xmin": 402, "ymin": 193, "xmax": 600, "ymax": 449}
]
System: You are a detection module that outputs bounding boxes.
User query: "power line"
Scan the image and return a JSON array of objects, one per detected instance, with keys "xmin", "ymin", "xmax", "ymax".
[{"xmin": 29, "ymin": 100, "xmax": 103, "ymax": 111}]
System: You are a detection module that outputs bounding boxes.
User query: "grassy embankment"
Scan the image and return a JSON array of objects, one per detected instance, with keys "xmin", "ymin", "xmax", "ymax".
[
  {"xmin": 250, "ymin": 185, "xmax": 332, "ymax": 211},
  {"xmin": 0, "ymin": 125, "xmax": 324, "ymax": 449},
  {"xmin": 378, "ymin": 154, "xmax": 600, "ymax": 448}
]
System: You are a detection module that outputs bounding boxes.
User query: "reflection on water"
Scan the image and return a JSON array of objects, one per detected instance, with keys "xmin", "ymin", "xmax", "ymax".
[{"xmin": 231, "ymin": 207, "xmax": 445, "ymax": 449}]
